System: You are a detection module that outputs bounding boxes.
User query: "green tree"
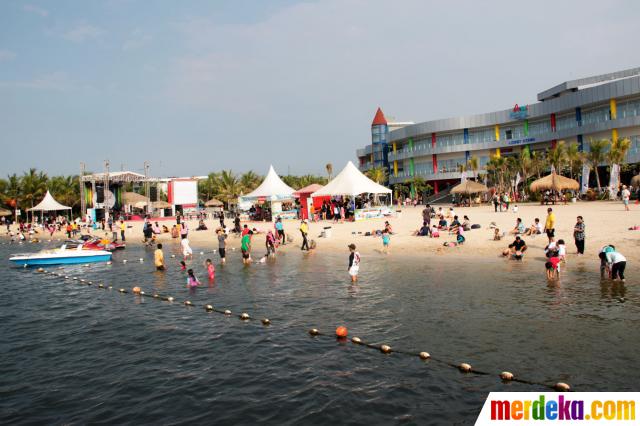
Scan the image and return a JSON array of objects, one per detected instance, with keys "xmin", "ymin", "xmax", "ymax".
[
  {"xmin": 198, "ymin": 172, "xmax": 220, "ymax": 201},
  {"xmin": 217, "ymin": 170, "xmax": 242, "ymax": 207},
  {"xmin": 366, "ymin": 166, "xmax": 388, "ymax": 184},
  {"xmin": 607, "ymin": 137, "xmax": 632, "ymax": 169},
  {"xmin": 20, "ymin": 168, "xmax": 48, "ymax": 209},
  {"xmin": 48, "ymin": 175, "xmax": 80, "ymax": 208},
  {"xmin": 546, "ymin": 141, "xmax": 567, "ymax": 174},
  {"xmin": 519, "ymin": 147, "xmax": 532, "ymax": 195},
  {"xmin": 240, "ymin": 171, "xmax": 261, "ymax": 193},
  {"xmin": 467, "ymin": 155, "xmax": 479, "ymax": 179},
  {"xmin": 587, "ymin": 139, "xmax": 609, "ymax": 191},
  {"xmin": 566, "ymin": 141, "xmax": 582, "ymax": 180},
  {"xmin": 409, "ymin": 176, "xmax": 432, "ymax": 199},
  {"xmin": 393, "ymin": 183, "xmax": 410, "ymax": 200}
]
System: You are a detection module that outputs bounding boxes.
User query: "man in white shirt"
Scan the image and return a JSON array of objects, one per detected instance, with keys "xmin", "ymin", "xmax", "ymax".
[{"xmin": 605, "ymin": 251, "xmax": 627, "ymax": 282}]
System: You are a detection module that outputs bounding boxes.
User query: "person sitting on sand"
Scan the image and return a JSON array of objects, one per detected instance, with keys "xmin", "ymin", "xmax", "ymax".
[
  {"xmin": 504, "ymin": 235, "xmax": 527, "ymax": 259},
  {"xmin": 449, "ymin": 215, "xmax": 461, "ymax": 234},
  {"xmin": 162, "ymin": 224, "xmax": 170, "ymax": 233},
  {"xmin": 524, "ymin": 218, "xmax": 542, "ymax": 236},
  {"xmin": 170, "ymin": 225, "xmax": 179, "ymax": 238},
  {"xmin": 414, "ymin": 222, "xmax": 430, "ymax": 237},
  {"xmin": 456, "ymin": 224, "xmax": 465, "ymax": 245},
  {"xmin": 510, "ymin": 218, "xmax": 526, "ymax": 235},
  {"xmin": 493, "ymin": 228, "xmax": 502, "ymax": 241},
  {"xmin": 438, "ymin": 215, "xmax": 448, "ymax": 230},
  {"xmin": 545, "ymin": 250, "xmax": 561, "ymax": 280},
  {"xmin": 196, "ymin": 219, "xmax": 208, "ymax": 231},
  {"xmin": 446, "ymin": 207, "xmax": 455, "ymax": 220},
  {"xmin": 462, "ymin": 215, "xmax": 471, "ymax": 231},
  {"xmin": 431, "ymin": 224, "xmax": 440, "ymax": 238}
]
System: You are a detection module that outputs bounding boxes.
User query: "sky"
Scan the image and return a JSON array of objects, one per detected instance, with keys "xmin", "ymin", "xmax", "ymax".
[{"xmin": 1, "ymin": 0, "xmax": 639, "ymax": 178}]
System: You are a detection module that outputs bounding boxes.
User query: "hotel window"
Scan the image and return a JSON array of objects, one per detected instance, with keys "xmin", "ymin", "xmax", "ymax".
[
  {"xmin": 581, "ymin": 107, "xmax": 610, "ymax": 125},
  {"xmin": 556, "ymin": 115, "xmax": 576, "ymax": 131},
  {"xmin": 505, "ymin": 129, "xmax": 513, "ymax": 140}
]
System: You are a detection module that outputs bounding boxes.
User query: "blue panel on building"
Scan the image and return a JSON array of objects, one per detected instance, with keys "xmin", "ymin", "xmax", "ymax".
[{"xmin": 463, "ymin": 128, "xmax": 469, "ymax": 144}]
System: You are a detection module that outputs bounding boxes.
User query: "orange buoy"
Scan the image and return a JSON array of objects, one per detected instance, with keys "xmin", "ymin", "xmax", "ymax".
[
  {"xmin": 132, "ymin": 286, "xmax": 141, "ymax": 295},
  {"xmin": 335, "ymin": 326, "xmax": 348, "ymax": 338}
]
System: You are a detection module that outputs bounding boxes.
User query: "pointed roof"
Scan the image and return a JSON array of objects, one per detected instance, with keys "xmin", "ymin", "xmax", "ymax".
[
  {"xmin": 241, "ymin": 166, "xmax": 295, "ymax": 201},
  {"xmin": 293, "ymin": 183, "xmax": 324, "ymax": 197},
  {"xmin": 311, "ymin": 161, "xmax": 392, "ymax": 197},
  {"xmin": 28, "ymin": 191, "xmax": 72, "ymax": 211},
  {"xmin": 371, "ymin": 107, "xmax": 387, "ymax": 126}
]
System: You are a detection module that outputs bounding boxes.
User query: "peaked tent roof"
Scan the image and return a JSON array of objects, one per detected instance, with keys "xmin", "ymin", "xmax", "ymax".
[
  {"xmin": 293, "ymin": 183, "xmax": 324, "ymax": 196},
  {"xmin": 241, "ymin": 165, "xmax": 295, "ymax": 201},
  {"xmin": 371, "ymin": 107, "xmax": 387, "ymax": 126},
  {"xmin": 311, "ymin": 161, "xmax": 392, "ymax": 197},
  {"xmin": 28, "ymin": 191, "xmax": 72, "ymax": 211}
]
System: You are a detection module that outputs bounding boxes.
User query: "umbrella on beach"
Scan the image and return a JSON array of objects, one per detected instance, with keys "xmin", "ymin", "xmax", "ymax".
[
  {"xmin": 450, "ymin": 180, "xmax": 489, "ymax": 194},
  {"xmin": 0, "ymin": 207, "xmax": 11, "ymax": 216},
  {"xmin": 529, "ymin": 172, "xmax": 579, "ymax": 192},
  {"xmin": 152, "ymin": 200, "xmax": 171, "ymax": 209},
  {"xmin": 123, "ymin": 191, "xmax": 149, "ymax": 205},
  {"xmin": 204, "ymin": 198, "xmax": 224, "ymax": 207}
]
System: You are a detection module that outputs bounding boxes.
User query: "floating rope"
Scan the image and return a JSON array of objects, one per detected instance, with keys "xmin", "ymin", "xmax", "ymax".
[{"xmin": 32, "ymin": 267, "xmax": 570, "ymax": 392}]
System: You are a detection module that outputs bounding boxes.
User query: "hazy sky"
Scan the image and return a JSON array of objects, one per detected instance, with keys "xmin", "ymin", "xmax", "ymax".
[{"xmin": 1, "ymin": 0, "xmax": 638, "ymax": 178}]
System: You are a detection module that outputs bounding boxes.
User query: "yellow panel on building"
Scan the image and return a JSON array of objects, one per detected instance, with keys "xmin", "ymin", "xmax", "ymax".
[{"xmin": 610, "ymin": 99, "xmax": 617, "ymax": 120}]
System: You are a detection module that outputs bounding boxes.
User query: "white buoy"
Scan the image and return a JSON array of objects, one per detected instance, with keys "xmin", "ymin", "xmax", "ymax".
[
  {"xmin": 309, "ymin": 328, "xmax": 319, "ymax": 336},
  {"xmin": 200, "ymin": 252, "xmax": 204, "ymax": 255},
  {"xmin": 106, "ymin": 261, "xmax": 112, "ymax": 265},
  {"xmin": 459, "ymin": 363, "xmax": 472, "ymax": 373},
  {"xmin": 205, "ymin": 304, "xmax": 214, "ymax": 311},
  {"xmin": 380, "ymin": 345, "xmax": 392, "ymax": 354},
  {"xmin": 500, "ymin": 371, "xmax": 514, "ymax": 381},
  {"xmin": 224, "ymin": 309, "xmax": 232, "ymax": 315},
  {"xmin": 171, "ymin": 254, "xmax": 176, "ymax": 258},
  {"xmin": 167, "ymin": 296, "xmax": 174, "ymax": 302},
  {"xmin": 184, "ymin": 300, "xmax": 192, "ymax": 306},
  {"xmin": 351, "ymin": 337, "xmax": 362, "ymax": 344},
  {"xmin": 555, "ymin": 382, "xmax": 571, "ymax": 391},
  {"xmin": 240, "ymin": 313, "xmax": 250, "ymax": 320},
  {"xmin": 419, "ymin": 352, "xmax": 431, "ymax": 360},
  {"xmin": 139, "ymin": 258, "xmax": 144, "ymax": 262},
  {"xmin": 262, "ymin": 318, "xmax": 271, "ymax": 325},
  {"xmin": 123, "ymin": 259, "xmax": 127, "ymax": 264}
]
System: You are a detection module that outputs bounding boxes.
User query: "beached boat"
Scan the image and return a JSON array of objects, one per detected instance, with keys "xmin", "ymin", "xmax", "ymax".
[{"xmin": 9, "ymin": 244, "xmax": 112, "ymax": 266}]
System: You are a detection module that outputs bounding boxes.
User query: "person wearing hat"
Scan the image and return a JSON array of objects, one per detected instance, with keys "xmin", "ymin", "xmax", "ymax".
[
  {"xmin": 299, "ymin": 219, "xmax": 309, "ymax": 251},
  {"xmin": 621, "ymin": 185, "xmax": 631, "ymax": 211},
  {"xmin": 348, "ymin": 243, "xmax": 360, "ymax": 282}
]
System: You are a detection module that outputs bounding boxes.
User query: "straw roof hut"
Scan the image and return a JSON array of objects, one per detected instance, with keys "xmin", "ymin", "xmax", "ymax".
[
  {"xmin": 0, "ymin": 207, "xmax": 12, "ymax": 216},
  {"xmin": 529, "ymin": 172, "xmax": 579, "ymax": 192},
  {"xmin": 204, "ymin": 198, "xmax": 224, "ymax": 207},
  {"xmin": 152, "ymin": 200, "xmax": 171, "ymax": 209},
  {"xmin": 123, "ymin": 191, "xmax": 149, "ymax": 204},
  {"xmin": 450, "ymin": 180, "xmax": 489, "ymax": 194}
]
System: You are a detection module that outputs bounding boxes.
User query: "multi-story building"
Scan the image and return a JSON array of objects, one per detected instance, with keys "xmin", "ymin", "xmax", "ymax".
[{"xmin": 357, "ymin": 67, "xmax": 640, "ymax": 192}]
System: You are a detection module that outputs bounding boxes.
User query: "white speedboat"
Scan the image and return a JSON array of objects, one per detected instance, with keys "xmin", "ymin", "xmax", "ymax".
[{"xmin": 9, "ymin": 244, "xmax": 112, "ymax": 266}]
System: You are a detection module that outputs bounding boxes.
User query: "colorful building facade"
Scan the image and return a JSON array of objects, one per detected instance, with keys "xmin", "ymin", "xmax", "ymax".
[{"xmin": 356, "ymin": 67, "xmax": 640, "ymax": 192}]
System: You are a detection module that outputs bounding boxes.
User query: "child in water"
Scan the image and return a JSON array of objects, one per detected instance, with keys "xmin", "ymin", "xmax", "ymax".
[
  {"xmin": 348, "ymin": 243, "xmax": 360, "ymax": 282},
  {"xmin": 545, "ymin": 250, "xmax": 561, "ymax": 280},
  {"xmin": 381, "ymin": 230, "xmax": 390, "ymax": 254},
  {"xmin": 180, "ymin": 260, "xmax": 186, "ymax": 271},
  {"xmin": 205, "ymin": 259, "xmax": 215, "ymax": 281},
  {"xmin": 186, "ymin": 269, "xmax": 201, "ymax": 288}
]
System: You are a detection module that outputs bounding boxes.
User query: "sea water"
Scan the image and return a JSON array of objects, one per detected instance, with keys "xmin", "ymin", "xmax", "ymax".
[{"xmin": 0, "ymin": 241, "xmax": 638, "ymax": 424}]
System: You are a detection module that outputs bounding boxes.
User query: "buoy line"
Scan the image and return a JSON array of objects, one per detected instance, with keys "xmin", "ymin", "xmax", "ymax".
[{"xmin": 32, "ymin": 267, "xmax": 570, "ymax": 392}]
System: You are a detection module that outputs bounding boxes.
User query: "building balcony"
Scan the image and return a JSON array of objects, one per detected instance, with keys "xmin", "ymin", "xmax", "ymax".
[{"xmin": 388, "ymin": 170, "xmax": 486, "ymax": 185}]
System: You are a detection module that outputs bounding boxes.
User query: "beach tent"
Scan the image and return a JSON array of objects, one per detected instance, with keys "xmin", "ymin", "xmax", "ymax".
[
  {"xmin": 241, "ymin": 165, "xmax": 295, "ymax": 201},
  {"xmin": 450, "ymin": 180, "xmax": 489, "ymax": 194},
  {"xmin": 310, "ymin": 161, "xmax": 392, "ymax": 198},
  {"xmin": 28, "ymin": 191, "xmax": 72, "ymax": 221},
  {"xmin": 529, "ymin": 172, "xmax": 579, "ymax": 192},
  {"xmin": 293, "ymin": 183, "xmax": 328, "ymax": 220}
]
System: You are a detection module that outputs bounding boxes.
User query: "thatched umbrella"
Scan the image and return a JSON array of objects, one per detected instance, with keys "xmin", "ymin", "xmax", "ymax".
[
  {"xmin": 204, "ymin": 198, "xmax": 223, "ymax": 207},
  {"xmin": 529, "ymin": 172, "xmax": 579, "ymax": 192},
  {"xmin": 630, "ymin": 174, "xmax": 640, "ymax": 187},
  {"xmin": 123, "ymin": 191, "xmax": 148, "ymax": 204},
  {"xmin": 152, "ymin": 200, "xmax": 171, "ymax": 209},
  {"xmin": 0, "ymin": 207, "xmax": 12, "ymax": 216},
  {"xmin": 450, "ymin": 180, "xmax": 489, "ymax": 194}
]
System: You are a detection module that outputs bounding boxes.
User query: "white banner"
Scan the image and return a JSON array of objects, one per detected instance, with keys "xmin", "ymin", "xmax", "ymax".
[
  {"xmin": 581, "ymin": 164, "xmax": 590, "ymax": 194},
  {"xmin": 608, "ymin": 164, "xmax": 620, "ymax": 200},
  {"xmin": 476, "ymin": 392, "xmax": 639, "ymax": 425}
]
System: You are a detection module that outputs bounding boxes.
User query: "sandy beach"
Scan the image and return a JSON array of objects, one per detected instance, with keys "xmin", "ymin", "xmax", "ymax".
[{"xmin": 9, "ymin": 201, "xmax": 638, "ymax": 265}]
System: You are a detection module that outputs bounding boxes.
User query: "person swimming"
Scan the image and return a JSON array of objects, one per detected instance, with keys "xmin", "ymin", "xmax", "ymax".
[{"xmin": 186, "ymin": 269, "xmax": 201, "ymax": 288}]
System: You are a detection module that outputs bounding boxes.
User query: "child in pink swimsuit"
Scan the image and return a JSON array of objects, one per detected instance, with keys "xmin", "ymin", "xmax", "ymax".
[
  {"xmin": 186, "ymin": 269, "xmax": 201, "ymax": 287},
  {"xmin": 205, "ymin": 259, "xmax": 215, "ymax": 281}
]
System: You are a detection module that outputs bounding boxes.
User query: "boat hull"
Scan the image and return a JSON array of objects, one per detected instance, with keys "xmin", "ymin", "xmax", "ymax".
[{"xmin": 10, "ymin": 253, "xmax": 112, "ymax": 266}]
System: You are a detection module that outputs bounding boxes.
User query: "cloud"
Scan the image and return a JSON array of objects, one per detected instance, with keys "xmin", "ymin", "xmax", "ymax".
[
  {"xmin": 62, "ymin": 23, "xmax": 104, "ymax": 42},
  {"xmin": 0, "ymin": 72, "xmax": 72, "ymax": 91},
  {"xmin": 0, "ymin": 49, "xmax": 16, "ymax": 62},
  {"xmin": 23, "ymin": 4, "xmax": 48, "ymax": 17},
  {"xmin": 122, "ymin": 28, "xmax": 152, "ymax": 51}
]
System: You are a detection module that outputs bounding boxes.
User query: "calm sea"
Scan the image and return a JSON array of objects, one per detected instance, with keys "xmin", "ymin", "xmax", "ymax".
[{"xmin": 1, "ymin": 239, "xmax": 638, "ymax": 425}]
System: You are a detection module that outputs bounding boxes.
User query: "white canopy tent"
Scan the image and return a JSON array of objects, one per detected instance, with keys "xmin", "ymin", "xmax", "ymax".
[
  {"xmin": 311, "ymin": 161, "xmax": 392, "ymax": 198},
  {"xmin": 241, "ymin": 165, "xmax": 295, "ymax": 201},
  {"xmin": 27, "ymin": 191, "xmax": 72, "ymax": 222}
]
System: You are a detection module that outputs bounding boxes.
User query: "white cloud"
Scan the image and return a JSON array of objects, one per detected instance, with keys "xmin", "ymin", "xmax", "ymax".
[
  {"xmin": 23, "ymin": 4, "xmax": 48, "ymax": 17},
  {"xmin": 122, "ymin": 29, "xmax": 152, "ymax": 51},
  {"xmin": 0, "ymin": 49, "xmax": 16, "ymax": 62},
  {"xmin": 63, "ymin": 23, "xmax": 104, "ymax": 43}
]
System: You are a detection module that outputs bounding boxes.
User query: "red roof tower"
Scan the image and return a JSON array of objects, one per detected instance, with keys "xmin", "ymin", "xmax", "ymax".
[{"xmin": 371, "ymin": 107, "xmax": 387, "ymax": 126}]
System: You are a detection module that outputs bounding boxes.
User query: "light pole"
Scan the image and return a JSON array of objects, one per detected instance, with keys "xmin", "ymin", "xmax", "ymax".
[
  {"xmin": 144, "ymin": 161, "xmax": 150, "ymax": 215},
  {"xmin": 104, "ymin": 160, "xmax": 110, "ymax": 221},
  {"xmin": 79, "ymin": 162, "xmax": 86, "ymax": 218}
]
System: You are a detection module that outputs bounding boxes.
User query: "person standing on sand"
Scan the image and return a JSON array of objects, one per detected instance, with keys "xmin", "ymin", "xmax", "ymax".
[
  {"xmin": 154, "ymin": 243, "xmax": 165, "ymax": 271},
  {"xmin": 300, "ymin": 219, "xmax": 309, "ymax": 251},
  {"xmin": 544, "ymin": 208, "xmax": 555, "ymax": 243},
  {"xmin": 621, "ymin": 185, "xmax": 631, "ymax": 211},
  {"xmin": 422, "ymin": 204, "xmax": 431, "ymax": 226},
  {"xmin": 573, "ymin": 216, "xmax": 585, "ymax": 255},
  {"xmin": 348, "ymin": 243, "xmax": 360, "ymax": 282}
]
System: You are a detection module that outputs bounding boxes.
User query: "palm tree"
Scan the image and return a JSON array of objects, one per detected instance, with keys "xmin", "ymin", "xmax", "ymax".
[
  {"xmin": 218, "ymin": 170, "xmax": 242, "ymax": 207},
  {"xmin": 566, "ymin": 142, "xmax": 581, "ymax": 180},
  {"xmin": 587, "ymin": 139, "xmax": 609, "ymax": 191},
  {"xmin": 20, "ymin": 168, "xmax": 48, "ymax": 209},
  {"xmin": 467, "ymin": 155, "xmax": 479, "ymax": 179},
  {"xmin": 325, "ymin": 163, "xmax": 333, "ymax": 182},
  {"xmin": 519, "ymin": 147, "xmax": 531, "ymax": 195},
  {"xmin": 240, "ymin": 171, "xmax": 261, "ymax": 193},
  {"xmin": 198, "ymin": 172, "xmax": 220, "ymax": 201},
  {"xmin": 393, "ymin": 183, "xmax": 410, "ymax": 200},
  {"xmin": 530, "ymin": 150, "xmax": 545, "ymax": 179},
  {"xmin": 1, "ymin": 174, "xmax": 21, "ymax": 208},
  {"xmin": 366, "ymin": 166, "xmax": 388, "ymax": 184},
  {"xmin": 607, "ymin": 137, "xmax": 632, "ymax": 169},
  {"xmin": 546, "ymin": 141, "xmax": 567, "ymax": 174},
  {"xmin": 49, "ymin": 175, "xmax": 80, "ymax": 209},
  {"xmin": 486, "ymin": 154, "xmax": 507, "ymax": 191},
  {"xmin": 297, "ymin": 174, "xmax": 325, "ymax": 188}
]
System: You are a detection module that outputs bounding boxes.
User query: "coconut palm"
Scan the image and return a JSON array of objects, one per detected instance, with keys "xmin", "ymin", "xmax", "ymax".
[
  {"xmin": 20, "ymin": 168, "xmax": 48, "ymax": 209},
  {"xmin": 486, "ymin": 154, "xmax": 507, "ymax": 191},
  {"xmin": 467, "ymin": 155, "xmax": 479, "ymax": 179},
  {"xmin": 240, "ymin": 171, "xmax": 261, "ymax": 192},
  {"xmin": 519, "ymin": 147, "xmax": 531, "ymax": 195},
  {"xmin": 546, "ymin": 141, "xmax": 567, "ymax": 174},
  {"xmin": 217, "ymin": 170, "xmax": 242, "ymax": 206},
  {"xmin": 393, "ymin": 183, "xmax": 410, "ymax": 199},
  {"xmin": 366, "ymin": 166, "xmax": 388, "ymax": 184},
  {"xmin": 198, "ymin": 172, "xmax": 220, "ymax": 201},
  {"xmin": 587, "ymin": 139, "xmax": 609, "ymax": 191},
  {"xmin": 48, "ymin": 175, "xmax": 80, "ymax": 208},
  {"xmin": 607, "ymin": 137, "xmax": 632, "ymax": 168},
  {"xmin": 297, "ymin": 174, "xmax": 325, "ymax": 188},
  {"xmin": 530, "ymin": 150, "xmax": 545, "ymax": 179},
  {"xmin": 325, "ymin": 163, "xmax": 333, "ymax": 182},
  {"xmin": 566, "ymin": 142, "xmax": 582, "ymax": 180}
]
